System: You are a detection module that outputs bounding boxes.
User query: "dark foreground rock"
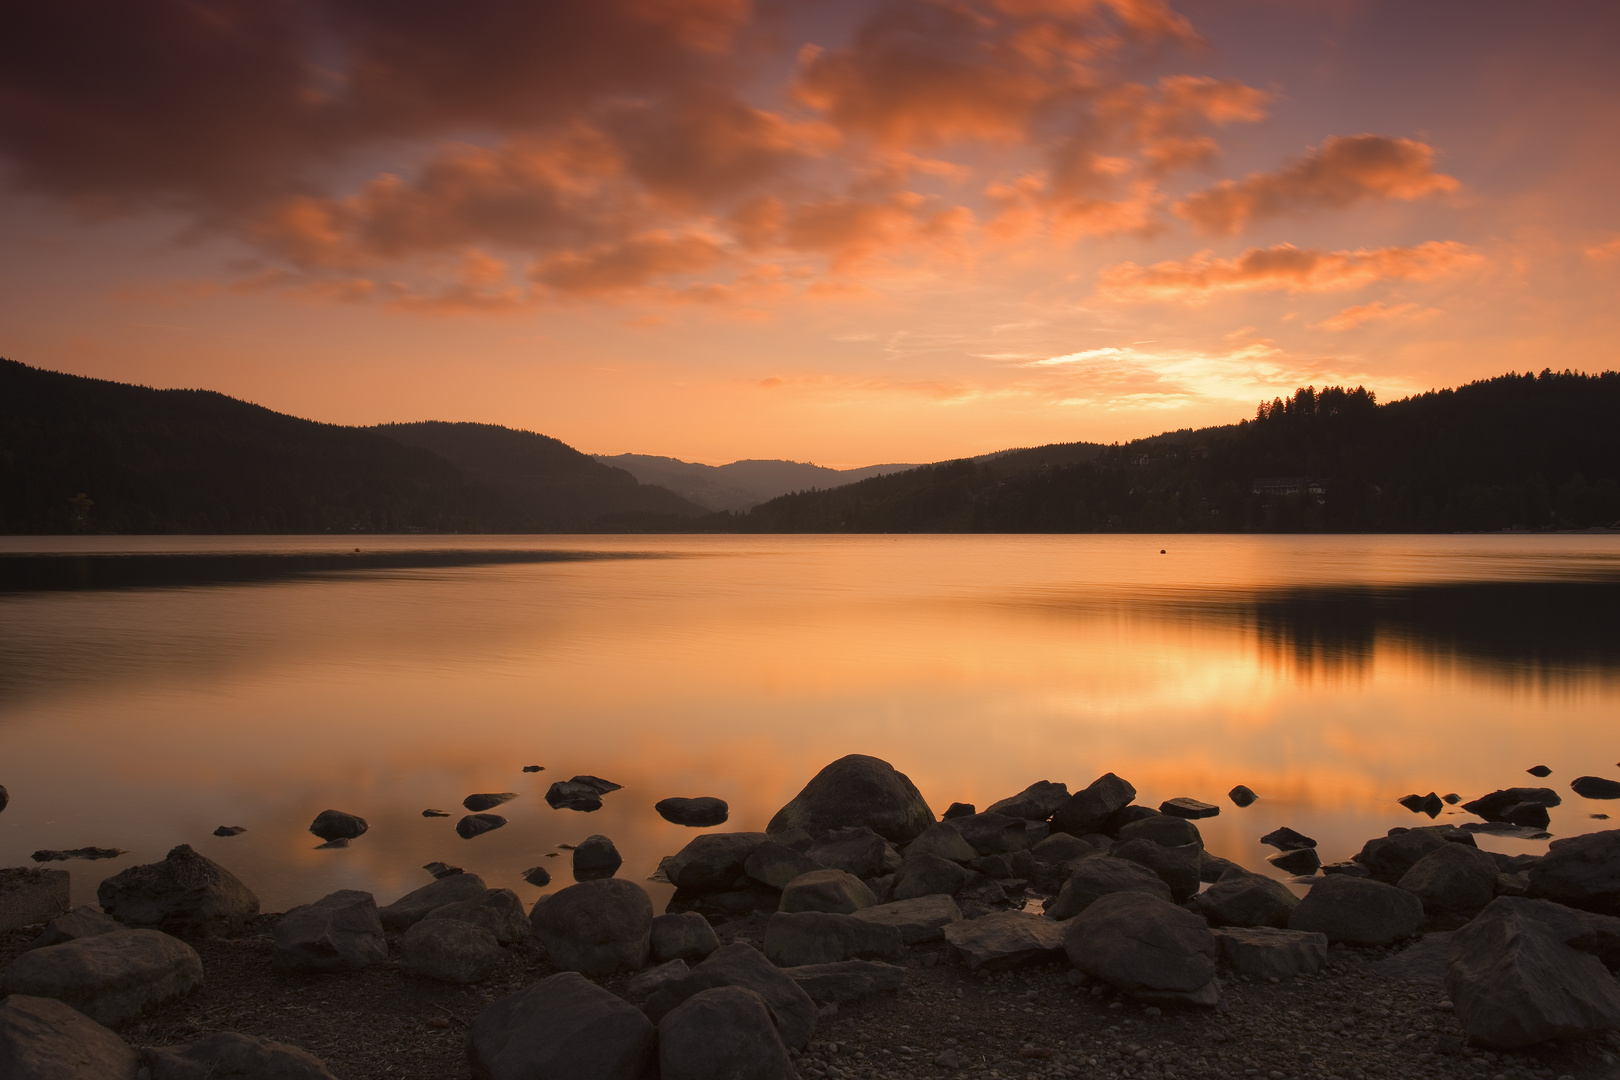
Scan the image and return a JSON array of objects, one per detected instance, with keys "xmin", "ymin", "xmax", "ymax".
[
  {"xmin": 1191, "ymin": 872, "xmax": 1298, "ymax": 929},
  {"xmin": 642, "ymin": 942, "xmax": 818, "ymax": 1049},
  {"xmin": 655, "ymin": 797, "xmax": 730, "ymax": 827},
  {"xmin": 0, "ymin": 994, "xmax": 139, "ymax": 1079},
  {"xmin": 851, "ymin": 894, "xmax": 962, "ymax": 944},
  {"xmin": 783, "ymin": 960, "xmax": 906, "ymax": 1004},
  {"xmin": 0, "ymin": 868, "xmax": 70, "ymax": 933},
  {"xmin": 1046, "ymin": 855, "xmax": 1170, "ymax": 920},
  {"xmin": 423, "ymin": 888, "xmax": 530, "ymax": 945},
  {"xmin": 658, "ymin": 985, "xmax": 795, "ymax": 1080},
  {"xmin": 986, "ymin": 781, "xmax": 1071, "ymax": 822},
  {"xmin": 142, "ymin": 1031, "xmax": 338, "ymax": 1079},
  {"xmin": 29, "ymin": 905, "xmax": 120, "ymax": 949},
  {"xmin": 273, "ymin": 890, "xmax": 387, "ymax": 974},
  {"xmin": 763, "ymin": 911, "xmax": 902, "ymax": 967},
  {"xmin": 1397, "ymin": 841, "xmax": 1500, "ymax": 919},
  {"xmin": 766, "ymin": 755, "xmax": 935, "ymax": 844},
  {"xmin": 668, "ymin": 832, "xmax": 768, "ymax": 893},
  {"xmin": 1527, "ymin": 828, "xmax": 1620, "ymax": 914},
  {"xmin": 572, "ymin": 835, "xmax": 622, "ymax": 881},
  {"xmin": 400, "ymin": 918, "xmax": 501, "ymax": 984},
  {"xmin": 377, "ymin": 873, "xmax": 488, "ymax": 932},
  {"xmin": 1064, "ymin": 891, "xmax": 1220, "ymax": 1006},
  {"xmin": 650, "ymin": 912, "xmax": 719, "ymax": 963},
  {"xmin": 942, "ymin": 910, "xmax": 1065, "ymax": 971},
  {"xmin": 469, "ymin": 971, "xmax": 656, "ymax": 1080},
  {"xmin": 1289, "ymin": 875, "xmax": 1424, "ymax": 946},
  {"xmin": 780, "ymin": 869, "xmax": 878, "ymax": 914},
  {"xmin": 308, "ymin": 810, "xmax": 368, "ymax": 842},
  {"xmin": 1211, "ymin": 927, "xmax": 1327, "ymax": 980},
  {"xmin": 1, "ymin": 928, "xmax": 203, "ymax": 1027},
  {"xmin": 1573, "ymin": 776, "xmax": 1620, "ymax": 799},
  {"xmin": 1159, "ymin": 797, "xmax": 1219, "ymax": 819},
  {"xmin": 96, "ymin": 845, "xmax": 259, "ymax": 939},
  {"xmin": 744, "ymin": 840, "xmax": 823, "ymax": 890},
  {"xmin": 1050, "ymin": 773, "xmax": 1135, "ymax": 836},
  {"xmin": 529, "ymin": 879, "xmax": 652, "ymax": 976}
]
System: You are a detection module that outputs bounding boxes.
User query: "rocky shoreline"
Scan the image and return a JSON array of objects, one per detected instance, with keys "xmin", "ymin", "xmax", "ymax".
[{"xmin": 2, "ymin": 755, "xmax": 1619, "ymax": 1079}]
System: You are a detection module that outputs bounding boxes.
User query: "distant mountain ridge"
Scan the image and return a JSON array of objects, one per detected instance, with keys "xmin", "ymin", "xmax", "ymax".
[{"xmin": 595, "ymin": 454, "xmax": 923, "ymax": 511}]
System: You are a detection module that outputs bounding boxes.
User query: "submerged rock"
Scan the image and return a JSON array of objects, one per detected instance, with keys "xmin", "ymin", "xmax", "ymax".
[
  {"xmin": 1228, "ymin": 785, "xmax": 1258, "ymax": 808},
  {"xmin": 1462, "ymin": 787, "xmax": 1560, "ymax": 823},
  {"xmin": 422, "ymin": 809, "xmax": 451, "ymax": 817},
  {"xmin": 1050, "ymin": 774, "xmax": 1136, "ymax": 837},
  {"xmin": 456, "ymin": 813, "xmax": 507, "ymax": 839},
  {"xmin": 212, "ymin": 826, "xmax": 247, "ymax": 837},
  {"xmin": 96, "ymin": 844, "xmax": 258, "ymax": 939},
  {"xmin": 1259, "ymin": 826, "xmax": 1315, "ymax": 851},
  {"xmin": 308, "ymin": 809, "xmax": 368, "ymax": 842},
  {"xmin": 1267, "ymin": 848, "xmax": 1321, "ymax": 876},
  {"xmin": 655, "ymin": 797, "xmax": 730, "ymax": 827},
  {"xmin": 31, "ymin": 848, "xmax": 125, "ymax": 862},
  {"xmin": 766, "ymin": 755, "xmax": 935, "ymax": 844},
  {"xmin": 463, "ymin": 792, "xmax": 517, "ymax": 812},
  {"xmin": 1527, "ymin": 765, "xmax": 1552, "ymax": 778},
  {"xmin": 1571, "ymin": 776, "xmax": 1620, "ymax": 800},
  {"xmin": 422, "ymin": 861, "xmax": 463, "ymax": 879},
  {"xmin": 572, "ymin": 835, "xmax": 623, "ymax": 881},
  {"xmin": 521, "ymin": 866, "xmax": 552, "ymax": 887}
]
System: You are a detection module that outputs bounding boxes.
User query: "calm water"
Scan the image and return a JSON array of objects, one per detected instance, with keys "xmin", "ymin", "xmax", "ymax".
[{"xmin": 1, "ymin": 534, "xmax": 1617, "ymax": 914}]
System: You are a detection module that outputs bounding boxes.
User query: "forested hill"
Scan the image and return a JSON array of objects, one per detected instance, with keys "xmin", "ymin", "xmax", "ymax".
[
  {"xmin": 726, "ymin": 371, "xmax": 1620, "ymax": 533},
  {"xmin": 0, "ymin": 360, "xmax": 705, "ymax": 533}
]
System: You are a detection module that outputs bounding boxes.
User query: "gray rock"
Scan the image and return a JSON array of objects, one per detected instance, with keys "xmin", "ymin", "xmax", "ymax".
[
  {"xmin": 851, "ymin": 894, "xmax": 962, "ymax": 944},
  {"xmin": 658, "ymin": 986, "xmax": 795, "ymax": 1080},
  {"xmin": 1051, "ymin": 773, "xmax": 1136, "ymax": 836},
  {"xmin": 1288, "ymin": 875, "xmax": 1424, "ymax": 946},
  {"xmin": 1355, "ymin": 827, "xmax": 1474, "ymax": 884},
  {"xmin": 377, "ymin": 873, "xmax": 489, "ymax": 931},
  {"xmin": 1446, "ymin": 896, "xmax": 1620, "ymax": 1049},
  {"xmin": 642, "ymin": 943, "xmax": 817, "ymax": 1049},
  {"xmin": 1321, "ymin": 860, "xmax": 1371, "ymax": 877},
  {"xmin": 744, "ymin": 841, "xmax": 824, "ymax": 890},
  {"xmin": 95, "ymin": 845, "xmax": 258, "ymax": 939},
  {"xmin": 650, "ymin": 912, "xmax": 719, "ymax": 963},
  {"xmin": 1, "ymin": 929, "xmax": 202, "ymax": 1027},
  {"xmin": 1111, "ymin": 839, "xmax": 1200, "ymax": 903},
  {"xmin": 530, "ymin": 879, "xmax": 652, "ymax": 977},
  {"xmin": 779, "ymin": 869, "xmax": 878, "ymax": 914},
  {"xmin": 1266, "ymin": 848, "xmax": 1321, "ymax": 875},
  {"xmin": 308, "ymin": 810, "xmax": 368, "ymax": 842},
  {"xmin": 969, "ymin": 851, "xmax": 1037, "ymax": 880},
  {"xmin": 0, "ymin": 786, "xmax": 6, "ymax": 814},
  {"xmin": 544, "ymin": 781, "xmax": 605, "ymax": 812},
  {"xmin": 521, "ymin": 866, "xmax": 551, "ymax": 888},
  {"xmin": 1228, "ymin": 785, "xmax": 1258, "ymax": 808},
  {"xmin": 624, "ymin": 959, "xmax": 689, "ymax": 1002},
  {"xmin": 212, "ymin": 826, "xmax": 247, "ymax": 837},
  {"xmin": 1116, "ymin": 813, "xmax": 1202, "ymax": 850},
  {"xmin": 806, "ymin": 827, "xmax": 889, "ymax": 879},
  {"xmin": 28, "ymin": 905, "xmax": 119, "ymax": 950},
  {"xmin": 463, "ymin": 793, "xmax": 517, "ymax": 812},
  {"xmin": 986, "ymin": 781, "xmax": 1071, "ymax": 821},
  {"xmin": 0, "ymin": 994, "xmax": 139, "ymax": 1079},
  {"xmin": 783, "ymin": 960, "xmax": 905, "ymax": 1003},
  {"xmin": 948, "ymin": 812, "xmax": 1045, "ymax": 855},
  {"xmin": 942, "ymin": 910, "xmax": 1066, "ymax": 971},
  {"xmin": 1573, "ymin": 776, "xmax": 1620, "ymax": 799},
  {"xmin": 1191, "ymin": 873, "xmax": 1298, "ymax": 929},
  {"xmin": 668, "ymin": 832, "xmax": 768, "ymax": 893},
  {"xmin": 456, "ymin": 813, "xmax": 507, "ymax": 839},
  {"xmin": 1046, "ymin": 856, "xmax": 1170, "ymax": 920},
  {"xmin": 572, "ymin": 835, "xmax": 622, "ymax": 881},
  {"xmin": 0, "ymin": 868, "xmax": 71, "ymax": 934},
  {"xmin": 1259, "ymin": 826, "xmax": 1315, "ymax": 850},
  {"xmin": 1527, "ymin": 828, "xmax": 1620, "ymax": 914},
  {"xmin": 1198, "ymin": 853, "xmax": 1240, "ymax": 883},
  {"xmin": 1031, "ymin": 834, "xmax": 1097, "ymax": 865},
  {"xmin": 1398, "ymin": 842, "xmax": 1500, "ymax": 919},
  {"xmin": 890, "ymin": 853, "xmax": 972, "ymax": 902},
  {"xmin": 1212, "ymin": 927, "xmax": 1327, "ymax": 980},
  {"xmin": 273, "ymin": 890, "xmax": 386, "ymax": 974},
  {"xmin": 766, "ymin": 755, "xmax": 935, "ymax": 844},
  {"xmin": 400, "ymin": 918, "xmax": 502, "ymax": 984},
  {"xmin": 141, "ymin": 1031, "xmax": 337, "ymax": 1079},
  {"xmin": 863, "ymin": 874, "xmax": 893, "ymax": 904},
  {"xmin": 655, "ymin": 797, "xmax": 730, "ymax": 827},
  {"xmin": 1462, "ymin": 787, "xmax": 1561, "ymax": 822},
  {"xmin": 1159, "ymin": 797, "xmax": 1219, "ymax": 819},
  {"xmin": 763, "ymin": 911, "xmax": 902, "ymax": 966},
  {"xmin": 902, "ymin": 822, "xmax": 978, "ymax": 864},
  {"xmin": 1372, "ymin": 931, "xmax": 1453, "ymax": 986},
  {"xmin": 941, "ymin": 802, "xmax": 975, "ymax": 820},
  {"xmin": 1063, "ymin": 891, "xmax": 1220, "ymax": 1006},
  {"xmin": 469, "ymin": 971, "xmax": 656, "ymax": 1080},
  {"xmin": 422, "ymin": 861, "xmax": 462, "ymax": 879},
  {"xmin": 423, "ymin": 888, "xmax": 530, "ymax": 944}
]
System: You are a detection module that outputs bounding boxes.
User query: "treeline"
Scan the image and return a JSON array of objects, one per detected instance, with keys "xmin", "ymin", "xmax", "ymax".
[{"xmin": 704, "ymin": 370, "xmax": 1620, "ymax": 533}]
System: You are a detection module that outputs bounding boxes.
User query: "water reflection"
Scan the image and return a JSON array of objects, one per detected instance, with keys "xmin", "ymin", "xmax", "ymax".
[{"xmin": 0, "ymin": 535, "xmax": 1616, "ymax": 913}]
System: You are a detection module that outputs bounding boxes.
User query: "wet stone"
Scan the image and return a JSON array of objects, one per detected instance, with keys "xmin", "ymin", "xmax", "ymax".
[
  {"xmin": 308, "ymin": 810, "xmax": 368, "ymax": 842},
  {"xmin": 456, "ymin": 813, "xmax": 507, "ymax": 839},
  {"xmin": 1260, "ymin": 827, "xmax": 1316, "ymax": 851},
  {"xmin": 1228, "ymin": 785, "xmax": 1258, "ymax": 808},
  {"xmin": 463, "ymin": 792, "xmax": 517, "ymax": 812},
  {"xmin": 1159, "ymin": 797, "xmax": 1219, "ymax": 819},
  {"xmin": 1267, "ymin": 848, "xmax": 1322, "ymax": 875}
]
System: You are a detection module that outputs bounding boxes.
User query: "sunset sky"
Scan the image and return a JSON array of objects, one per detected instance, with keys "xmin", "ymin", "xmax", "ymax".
[{"xmin": 2, "ymin": 1, "xmax": 1617, "ymax": 466}]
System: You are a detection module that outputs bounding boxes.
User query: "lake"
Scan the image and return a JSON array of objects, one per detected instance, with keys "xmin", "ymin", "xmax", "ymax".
[{"xmin": 1, "ymin": 534, "xmax": 1617, "ymax": 915}]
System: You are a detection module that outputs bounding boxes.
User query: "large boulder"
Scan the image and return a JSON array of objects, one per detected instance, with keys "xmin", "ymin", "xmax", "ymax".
[
  {"xmin": 1397, "ymin": 842, "xmax": 1500, "ymax": 919},
  {"xmin": 308, "ymin": 810, "xmax": 368, "ymax": 842},
  {"xmin": 1045, "ymin": 856, "xmax": 1170, "ymax": 920},
  {"xmin": 1, "ymin": 868, "xmax": 71, "ymax": 934},
  {"xmin": 1190, "ymin": 873, "xmax": 1298, "ymax": 929},
  {"xmin": 95, "ymin": 845, "xmax": 259, "ymax": 939},
  {"xmin": 1063, "ymin": 891, "xmax": 1220, "ymax": 1006},
  {"xmin": 572, "ymin": 836, "xmax": 622, "ymax": 882},
  {"xmin": 743, "ymin": 841, "xmax": 823, "ymax": 890},
  {"xmin": 469, "ymin": 972, "xmax": 656, "ymax": 1080},
  {"xmin": 1463, "ymin": 787, "xmax": 1561, "ymax": 823},
  {"xmin": 272, "ymin": 890, "xmax": 387, "ymax": 974},
  {"xmin": 1354, "ymin": 827, "xmax": 1474, "ymax": 884},
  {"xmin": 766, "ymin": 755, "xmax": 934, "ymax": 844},
  {"xmin": 0, "ymin": 994, "xmax": 139, "ymax": 1079},
  {"xmin": 1212, "ymin": 927, "xmax": 1327, "ymax": 980},
  {"xmin": 986, "ymin": 781, "xmax": 1071, "ymax": 822},
  {"xmin": 1116, "ymin": 813, "xmax": 1202, "ymax": 850},
  {"xmin": 1572, "ymin": 776, "xmax": 1620, "ymax": 800},
  {"xmin": 1050, "ymin": 773, "xmax": 1136, "ymax": 837},
  {"xmin": 948, "ymin": 813, "xmax": 1044, "ymax": 856},
  {"xmin": 1288, "ymin": 875, "xmax": 1424, "ymax": 946},
  {"xmin": 905, "ymin": 824, "xmax": 983, "ymax": 865},
  {"xmin": 1111, "ymin": 839, "xmax": 1200, "ymax": 903},
  {"xmin": 890, "ymin": 854, "xmax": 972, "ymax": 902},
  {"xmin": 782, "ymin": 960, "xmax": 906, "ymax": 1004},
  {"xmin": 942, "ymin": 910, "xmax": 1066, "ymax": 971},
  {"xmin": 142, "ymin": 1032, "xmax": 337, "ymax": 1079},
  {"xmin": 530, "ymin": 879, "xmax": 652, "ymax": 977},
  {"xmin": 658, "ymin": 986, "xmax": 795, "ymax": 1080},
  {"xmin": 1, "ymin": 929, "xmax": 202, "ymax": 1027},
  {"xmin": 778, "ymin": 869, "xmax": 877, "ymax": 914},
  {"xmin": 29, "ymin": 906, "xmax": 121, "ymax": 950},
  {"xmin": 377, "ymin": 873, "xmax": 489, "ymax": 931},
  {"xmin": 806, "ymin": 827, "xmax": 889, "ymax": 879},
  {"xmin": 423, "ymin": 888, "xmax": 530, "ymax": 945},
  {"xmin": 763, "ymin": 911, "xmax": 902, "ymax": 967},
  {"xmin": 667, "ymin": 833, "xmax": 768, "ymax": 893},
  {"xmin": 851, "ymin": 894, "xmax": 962, "ymax": 944},
  {"xmin": 1446, "ymin": 897, "xmax": 1620, "ymax": 1049},
  {"xmin": 401, "ymin": 918, "xmax": 502, "ymax": 984},
  {"xmin": 1527, "ymin": 828, "xmax": 1620, "ymax": 914},
  {"xmin": 655, "ymin": 797, "xmax": 730, "ymax": 827},
  {"xmin": 642, "ymin": 943, "xmax": 817, "ymax": 1049},
  {"xmin": 650, "ymin": 912, "xmax": 719, "ymax": 964}
]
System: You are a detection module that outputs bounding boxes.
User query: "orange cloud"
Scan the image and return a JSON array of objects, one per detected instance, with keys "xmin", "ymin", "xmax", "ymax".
[
  {"xmin": 1174, "ymin": 135, "xmax": 1460, "ymax": 235},
  {"xmin": 1587, "ymin": 237, "xmax": 1620, "ymax": 262},
  {"xmin": 531, "ymin": 233, "xmax": 728, "ymax": 296},
  {"xmin": 1313, "ymin": 300, "xmax": 1440, "ymax": 332},
  {"xmin": 1098, "ymin": 241, "xmax": 1482, "ymax": 302}
]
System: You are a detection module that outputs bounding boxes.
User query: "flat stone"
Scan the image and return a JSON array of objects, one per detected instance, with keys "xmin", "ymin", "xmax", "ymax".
[
  {"xmin": 783, "ymin": 960, "xmax": 905, "ymax": 1003},
  {"xmin": 1050, "ymin": 774, "xmax": 1136, "ymax": 837},
  {"xmin": 212, "ymin": 826, "xmax": 247, "ymax": 837},
  {"xmin": 942, "ymin": 910, "xmax": 1065, "ymax": 971},
  {"xmin": 400, "ymin": 918, "xmax": 502, "ymax": 984},
  {"xmin": 658, "ymin": 985, "xmax": 795, "ymax": 1080},
  {"xmin": 779, "ymin": 869, "xmax": 877, "ymax": 914},
  {"xmin": 655, "ymin": 797, "xmax": 729, "ymax": 827},
  {"xmin": 986, "ymin": 781, "xmax": 1071, "ymax": 822},
  {"xmin": 32, "ymin": 848, "xmax": 125, "ymax": 862},
  {"xmin": 948, "ymin": 813, "xmax": 1044, "ymax": 856},
  {"xmin": 0, "ymin": 994, "xmax": 139, "ymax": 1079},
  {"xmin": 463, "ymin": 792, "xmax": 517, "ymax": 812},
  {"xmin": 530, "ymin": 878, "xmax": 652, "ymax": 976},
  {"xmin": 469, "ymin": 971, "xmax": 656, "ymax": 1080},
  {"xmin": 1, "ymin": 929, "xmax": 202, "ymax": 1027},
  {"xmin": 1259, "ymin": 827, "xmax": 1316, "ymax": 850},
  {"xmin": 1288, "ymin": 875, "xmax": 1424, "ymax": 946},
  {"xmin": 0, "ymin": 868, "xmax": 70, "ymax": 933},
  {"xmin": 806, "ymin": 826, "xmax": 889, "ymax": 879},
  {"xmin": 1159, "ymin": 797, "xmax": 1219, "ymax": 819},
  {"xmin": 308, "ymin": 810, "xmax": 368, "ymax": 842},
  {"xmin": 650, "ymin": 911, "xmax": 719, "ymax": 963},
  {"xmin": 28, "ymin": 906, "xmax": 121, "ymax": 950},
  {"xmin": 1371, "ymin": 931, "xmax": 1453, "ymax": 987},
  {"xmin": 377, "ymin": 873, "xmax": 488, "ymax": 932},
  {"xmin": 890, "ymin": 853, "xmax": 971, "ymax": 902},
  {"xmin": 1267, "ymin": 848, "xmax": 1321, "ymax": 875},
  {"xmin": 95, "ymin": 845, "xmax": 258, "ymax": 939},
  {"xmin": 1572, "ymin": 776, "xmax": 1620, "ymax": 800},
  {"xmin": 850, "ymin": 894, "xmax": 962, "ymax": 944},
  {"xmin": 273, "ymin": 890, "xmax": 387, "ymax": 974},
  {"xmin": 1212, "ymin": 926, "xmax": 1327, "ymax": 980},
  {"xmin": 766, "ymin": 755, "xmax": 935, "ymax": 844},
  {"xmin": 763, "ymin": 911, "xmax": 902, "ymax": 966},
  {"xmin": 1063, "ymin": 891, "xmax": 1220, "ymax": 1006},
  {"xmin": 456, "ymin": 813, "xmax": 507, "ymax": 839},
  {"xmin": 1116, "ymin": 813, "xmax": 1201, "ymax": 850},
  {"xmin": 141, "ymin": 1031, "xmax": 337, "ymax": 1079},
  {"xmin": 423, "ymin": 888, "xmax": 530, "ymax": 944}
]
